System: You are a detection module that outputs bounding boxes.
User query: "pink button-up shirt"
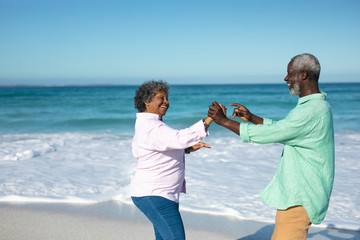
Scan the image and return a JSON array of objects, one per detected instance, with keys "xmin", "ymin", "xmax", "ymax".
[{"xmin": 130, "ymin": 113, "xmax": 209, "ymax": 203}]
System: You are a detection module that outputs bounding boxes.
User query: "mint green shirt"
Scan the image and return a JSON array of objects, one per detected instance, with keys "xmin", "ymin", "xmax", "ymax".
[{"xmin": 240, "ymin": 92, "xmax": 334, "ymax": 224}]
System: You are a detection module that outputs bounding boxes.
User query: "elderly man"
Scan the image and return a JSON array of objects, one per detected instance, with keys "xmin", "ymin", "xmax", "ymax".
[{"xmin": 208, "ymin": 53, "xmax": 334, "ymax": 240}]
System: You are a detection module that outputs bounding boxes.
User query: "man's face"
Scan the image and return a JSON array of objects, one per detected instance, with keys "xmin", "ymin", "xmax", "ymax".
[{"xmin": 284, "ymin": 60, "xmax": 301, "ymax": 96}]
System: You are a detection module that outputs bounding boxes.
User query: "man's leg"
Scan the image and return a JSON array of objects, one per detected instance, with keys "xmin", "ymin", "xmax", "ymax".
[{"xmin": 271, "ymin": 206, "xmax": 312, "ymax": 240}]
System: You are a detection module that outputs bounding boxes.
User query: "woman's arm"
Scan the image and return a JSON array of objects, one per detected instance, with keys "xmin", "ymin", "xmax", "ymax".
[
  {"xmin": 203, "ymin": 117, "xmax": 213, "ymax": 129},
  {"xmin": 144, "ymin": 118, "xmax": 210, "ymax": 152}
]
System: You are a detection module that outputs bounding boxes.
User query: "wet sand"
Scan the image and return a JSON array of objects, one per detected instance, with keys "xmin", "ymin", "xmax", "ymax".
[{"xmin": 0, "ymin": 202, "xmax": 359, "ymax": 240}]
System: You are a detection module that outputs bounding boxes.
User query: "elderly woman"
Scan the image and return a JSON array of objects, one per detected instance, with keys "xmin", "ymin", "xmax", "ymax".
[{"xmin": 130, "ymin": 80, "xmax": 212, "ymax": 240}]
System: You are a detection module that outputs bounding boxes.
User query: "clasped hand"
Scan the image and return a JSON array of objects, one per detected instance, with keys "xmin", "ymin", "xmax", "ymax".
[
  {"xmin": 187, "ymin": 102, "xmax": 251, "ymax": 153},
  {"xmin": 208, "ymin": 102, "xmax": 252, "ymax": 123}
]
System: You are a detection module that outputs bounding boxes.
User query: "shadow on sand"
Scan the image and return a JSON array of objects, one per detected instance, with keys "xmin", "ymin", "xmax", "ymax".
[
  {"xmin": 236, "ymin": 224, "xmax": 360, "ymax": 240},
  {"xmin": 236, "ymin": 224, "xmax": 274, "ymax": 240}
]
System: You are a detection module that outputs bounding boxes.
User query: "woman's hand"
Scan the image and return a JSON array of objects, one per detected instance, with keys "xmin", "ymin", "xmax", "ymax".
[{"xmin": 185, "ymin": 142, "xmax": 211, "ymax": 154}]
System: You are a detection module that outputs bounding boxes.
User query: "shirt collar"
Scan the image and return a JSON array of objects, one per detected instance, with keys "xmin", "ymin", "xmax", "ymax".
[
  {"xmin": 136, "ymin": 112, "xmax": 162, "ymax": 121},
  {"xmin": 297, "ymin": 91, "xmax": 327, "ymax": 105}
]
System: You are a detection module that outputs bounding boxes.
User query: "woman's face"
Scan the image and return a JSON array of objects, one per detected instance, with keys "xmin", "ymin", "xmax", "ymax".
[{"xmin": 145, "ymin": 91, "xmax": 169, "ymax": 117}]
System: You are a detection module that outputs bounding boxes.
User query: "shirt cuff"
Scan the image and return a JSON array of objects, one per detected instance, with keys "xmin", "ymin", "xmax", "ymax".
[
  {"xmin": 240, "ymin": 122, "xmax": 250, "ymax": 142},
  {"xmin": 190, "ymin": 120, "xmax": 209, "ymax": 138},
  {"xmin": 263, "ymin": 118, "xmax": 274, "ymax": 124}
]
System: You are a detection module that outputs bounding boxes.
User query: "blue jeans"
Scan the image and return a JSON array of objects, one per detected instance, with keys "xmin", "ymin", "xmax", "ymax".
[{"xmin": 132, "ymin": 196, "xmax": 185, "ymax": 240}]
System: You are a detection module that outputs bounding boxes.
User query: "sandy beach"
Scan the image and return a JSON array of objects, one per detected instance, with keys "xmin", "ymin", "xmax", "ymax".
[{"xmin": 1, "ymin": 201, "xmax": 359, "ymax": 240}]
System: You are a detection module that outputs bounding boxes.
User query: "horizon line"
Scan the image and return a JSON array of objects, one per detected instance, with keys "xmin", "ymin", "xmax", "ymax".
[{"xmin": 0, "ymin": 82, "xmax": 359, "ymax": 88}]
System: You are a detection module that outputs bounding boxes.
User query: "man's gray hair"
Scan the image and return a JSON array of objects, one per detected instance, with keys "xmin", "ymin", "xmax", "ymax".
[
  {"xmin": 134, "ymin": 80, "xmax": 169, "ymax": 112},
  {"xmin": 291, "ymin": 53, "xmax": 321, "ymax": 81}
]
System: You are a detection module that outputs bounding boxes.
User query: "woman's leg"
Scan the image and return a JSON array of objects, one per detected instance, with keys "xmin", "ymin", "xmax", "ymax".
[
  {"xmin": 153, "ymin": 225, "xmax": 164, "ymax": 240},
  {"xmin": 132, "ymin": 196, "xmax": 185, "ymax": 240}
]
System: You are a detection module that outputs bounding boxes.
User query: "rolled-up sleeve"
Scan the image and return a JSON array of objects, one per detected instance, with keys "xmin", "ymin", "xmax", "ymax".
[
  {"xmin": 240, "ymin": 118, "xmax": 274, "ymax": 142},
  {"xmin": 240, "ymin": 118, "xmax": 274, "ymax": 143},
  {"xmin": 240, "ymin": 122, "xmax": 251, "ymax": 142}
]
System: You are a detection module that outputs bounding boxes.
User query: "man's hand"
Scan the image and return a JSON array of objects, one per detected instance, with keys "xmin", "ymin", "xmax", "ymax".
[
  {"xmin": 230, "ymin": 103, "xmax": 252, "ymax": 121},
  {"xmin": 219, "ymin": 103, "xmax": 227, "ymax": 115},
  {"xmin": 230, "ymin": 103, "xmax": 263, "ymax": 125},
  {"xmin": 185, "ymin": 142, "xmax": 211, "ymax": 154},
  {"xmin": 208, "ymin": 102, "xmax": 228, "ymax": 125}
]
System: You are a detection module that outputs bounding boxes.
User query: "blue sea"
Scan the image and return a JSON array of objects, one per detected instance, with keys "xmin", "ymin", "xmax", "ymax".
[{"xmin": 0, "ymin": 83, "xmax": 359, "ymax": 230}]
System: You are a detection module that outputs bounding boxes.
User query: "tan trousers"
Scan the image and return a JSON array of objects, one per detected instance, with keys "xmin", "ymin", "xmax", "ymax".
[{"xmin": 271, "ymin": 206, "xmax": 312, "ymax": 240}]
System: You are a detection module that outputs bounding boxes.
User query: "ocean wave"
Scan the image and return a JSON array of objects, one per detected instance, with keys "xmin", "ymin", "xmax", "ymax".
[
  {"xmin": 0, "ymin": 131, "xmax": 359, "ymax": 230},
  {"xmin": 54, "ymin": 118, "xmax": 135, "ymax": 127},
  {"xmin": 2, "ymin": 144, "xmax": 56, "ymax": 161}
]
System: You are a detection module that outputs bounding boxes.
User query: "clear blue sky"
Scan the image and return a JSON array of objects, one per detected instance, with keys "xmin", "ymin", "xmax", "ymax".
[{"xmin": 1, "ymin": 0, "xmax": 359, "ymax": 85}]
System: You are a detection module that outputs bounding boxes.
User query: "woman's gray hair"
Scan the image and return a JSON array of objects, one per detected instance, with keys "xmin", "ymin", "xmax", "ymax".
[
  {"xmin": 291, "ymin": 53, "xmax": 321, "ymax": 81},
  {"xmin": 134, "ymin": 80, "xmax": 169, "ymax": 112}
]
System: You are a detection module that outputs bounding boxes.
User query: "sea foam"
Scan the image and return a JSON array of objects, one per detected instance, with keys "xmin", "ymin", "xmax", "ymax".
[{"xmin": 0, "ymin": 131, "xmax": 359, "ymax": 231}]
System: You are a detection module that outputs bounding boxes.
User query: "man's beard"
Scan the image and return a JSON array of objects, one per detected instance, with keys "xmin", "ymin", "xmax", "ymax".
[{"xmin": 290, "ymin": 82, "xmax": 300, "ymax": 96}]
